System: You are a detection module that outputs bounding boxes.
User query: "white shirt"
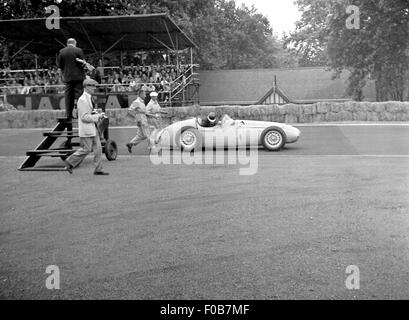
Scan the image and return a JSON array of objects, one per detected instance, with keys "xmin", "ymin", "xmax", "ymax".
[{"xmin": 146, "ymin": 99, "xmax": 161, "ymax": 114}]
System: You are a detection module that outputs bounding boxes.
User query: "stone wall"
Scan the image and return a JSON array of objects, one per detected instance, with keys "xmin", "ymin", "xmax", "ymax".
[{"xmin": 1, "ymin": 101, "xmax": 408, "ymax": 129}]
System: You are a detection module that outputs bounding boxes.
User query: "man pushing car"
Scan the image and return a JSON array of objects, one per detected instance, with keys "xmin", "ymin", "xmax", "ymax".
[{"xmin": 126, "ymin": 89, "xmax": 159, "ymax": 153}]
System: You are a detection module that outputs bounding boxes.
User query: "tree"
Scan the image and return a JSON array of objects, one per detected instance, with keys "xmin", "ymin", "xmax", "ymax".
[
  {"xmin": 2, "ymin": 0, "xmax": 115, "ymax": 19},
  {"xmin": 287, "ymin": 0, "xmax": 409, "ymax": 101},
  {"xmin": 1, "ymin": 0, "xmax": 295, "ymax": 71}
]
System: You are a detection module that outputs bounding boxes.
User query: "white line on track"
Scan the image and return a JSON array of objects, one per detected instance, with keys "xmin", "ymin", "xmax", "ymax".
[
  {"xmin": 289, "ymin": 123, "xmax": 409, "ymax": 127},
  {"xmin": 114, "ymin": 123, "xmax": 409, "ymax": 128},
  {"xmin": 3, "ymin": 155, "xmax": 409, "ymax": 159}
]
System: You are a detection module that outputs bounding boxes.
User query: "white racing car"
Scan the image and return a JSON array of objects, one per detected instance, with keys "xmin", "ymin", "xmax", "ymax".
[{"xmin": 153, "ymin": 114, "xmax": 300, "ymax": 151}]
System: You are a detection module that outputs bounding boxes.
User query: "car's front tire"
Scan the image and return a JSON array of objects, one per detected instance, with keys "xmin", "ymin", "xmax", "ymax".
[{"xmin": 261, "ymin": 128, "xmax": 286, "ymax": 151}]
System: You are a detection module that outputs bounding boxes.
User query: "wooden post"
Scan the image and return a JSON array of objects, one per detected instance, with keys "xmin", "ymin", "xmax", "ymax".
[
  {"xmin": 273, "ymin": 75, "xmax": 277, "ymax": 104},
  {"xmin": 176, "ymin": 37, "xmax": 179, "ymax": 76},
  {"xmin": 190, "ymin": 47, "xmax": 193, "ymax": 76}
]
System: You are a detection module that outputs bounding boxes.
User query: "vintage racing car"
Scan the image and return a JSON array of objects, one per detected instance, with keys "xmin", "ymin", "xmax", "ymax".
[{"xmin": 153, "ymin": 114, "xmax": 300, "ymax": 152}]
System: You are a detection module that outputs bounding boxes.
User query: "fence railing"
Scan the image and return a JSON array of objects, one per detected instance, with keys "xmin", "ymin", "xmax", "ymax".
[
  {"xmin": 0, "ymin": 65, "xmax": 198, "ymax": 106},
  {"xmin": 0, "ymin": 83, "xmax": 168, "ymax": 94}
]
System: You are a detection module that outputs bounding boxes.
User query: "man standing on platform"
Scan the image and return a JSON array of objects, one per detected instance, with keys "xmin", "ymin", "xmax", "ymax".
[
  {"xmin": 57, "ymin": 38, "xmax": 86, "ymax": 119},
  {"xmin": 64, "ymin": 78, "xmax": 109, "ymax": 175}
]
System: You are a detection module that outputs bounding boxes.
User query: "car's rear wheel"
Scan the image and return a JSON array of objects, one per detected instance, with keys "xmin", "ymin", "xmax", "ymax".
[
  {"xmin": 176, "ymin": 127, "xmax": 202, "ymax": 152},
  {"xmin": 104, "ymin": 139, "xmax": 117, "ymax": 160},
  {"xmin": 261, "ymin": 128, "xmax": 286, "ymax": 151}
]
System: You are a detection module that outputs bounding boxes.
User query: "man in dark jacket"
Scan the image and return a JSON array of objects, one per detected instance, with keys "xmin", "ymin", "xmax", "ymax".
[{"xmin": 57, "ymin": 38, "xmax": 86, "ymax": 119}]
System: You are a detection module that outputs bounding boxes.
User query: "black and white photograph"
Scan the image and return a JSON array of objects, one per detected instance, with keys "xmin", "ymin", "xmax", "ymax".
[{"xmin": 1, "ymin": 0, "xmax": 409, "ymax": 309}]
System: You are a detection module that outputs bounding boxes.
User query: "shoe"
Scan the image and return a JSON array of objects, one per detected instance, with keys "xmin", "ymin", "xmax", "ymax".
[
  {"xmin": 64, "ymin": 160, "xmax": 73, "ymax": 174},
  {"xmin": 126, "ymin": 143, "xmax": 133, "ymax": 153},
  {"xmin": 94, "ymin": 171, "xmax": 110, "ymax": 175}
]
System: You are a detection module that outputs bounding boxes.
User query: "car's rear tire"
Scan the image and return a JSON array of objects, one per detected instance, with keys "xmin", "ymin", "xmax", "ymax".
[
  {"xmin": 104, "ymin": 139, "xmax": 117, "ymax": 160},
  {"xmin": 261, "ymin": 128, "xmax": 286, "ymax": 151},
  {"xmin": 176, "ymin": 127, "xmax": 202, "ymax": 152}
]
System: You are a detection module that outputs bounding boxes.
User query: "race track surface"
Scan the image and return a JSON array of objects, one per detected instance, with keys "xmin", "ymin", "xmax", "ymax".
[{"xmin": 1, "ymin": 124, "xmax": 409, "ymax": 299}]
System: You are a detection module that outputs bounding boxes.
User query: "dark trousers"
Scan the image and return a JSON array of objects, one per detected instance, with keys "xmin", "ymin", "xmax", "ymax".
[{"xmin": 65, "ymin": 80, "xmax": 83, "ymax": 119}]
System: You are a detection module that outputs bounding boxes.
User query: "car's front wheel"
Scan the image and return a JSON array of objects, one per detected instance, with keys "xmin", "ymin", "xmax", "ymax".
[
  {"xmin": 176, "ymin": 127, "xmax": 202, "ymax": 152},
  {"xmin": 261, "ymin": 128, "xmax": 286, "ymax": 151}
]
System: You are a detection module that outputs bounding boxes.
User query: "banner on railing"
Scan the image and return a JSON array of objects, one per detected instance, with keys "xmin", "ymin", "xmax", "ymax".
[{"xmin": 4, "ymin": 93, "xmax": 138, "ymax": 110}]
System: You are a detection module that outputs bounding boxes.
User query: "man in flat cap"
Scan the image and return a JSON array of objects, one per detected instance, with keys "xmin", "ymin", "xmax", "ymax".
[
  {"xmin": 64, "ymin": 78, "xmax": 109, "ymax": 175},
  {"xmin": 57, "ymin": 38, "xmax": 86, "ymax": 119}
]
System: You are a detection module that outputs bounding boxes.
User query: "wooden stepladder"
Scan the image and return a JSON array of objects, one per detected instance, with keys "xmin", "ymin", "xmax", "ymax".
[
  {"xmin": 18, "ymin": 118, "xmax": 79, "ymax": 171},
  {"xmin": 18, "ymin": 116, "xmax": 118, "ymax": 171}
]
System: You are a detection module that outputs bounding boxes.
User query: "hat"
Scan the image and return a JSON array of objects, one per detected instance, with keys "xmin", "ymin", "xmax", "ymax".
[
  {"xmin": 207, "ymin": 112, "xmax": 216, "ymax": 123},
  {"xmin": 150, "ymin": 91, "xmax": 158, "ymax": 97},
  {"xmin": 83, "ymin": 78, "xmax": 98, "ymax": 87},
  {"xmin": 208, "ymin": 112, "xmax": 216, "ymax": 119}
]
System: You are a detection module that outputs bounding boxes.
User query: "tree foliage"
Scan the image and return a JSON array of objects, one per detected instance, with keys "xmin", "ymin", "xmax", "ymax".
[
  {"xmin": 287, "ymin": 0, "xmax": 409, "ymax": 101},
  {"xmin": 1, "ymin": 0, "xmax": 296, "ymax": 70}
]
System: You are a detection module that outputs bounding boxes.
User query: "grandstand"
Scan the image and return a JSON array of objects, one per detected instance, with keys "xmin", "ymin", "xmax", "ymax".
[{"xmin": 0, "ymin": 14, "xmax": 199, "ymax": 108}]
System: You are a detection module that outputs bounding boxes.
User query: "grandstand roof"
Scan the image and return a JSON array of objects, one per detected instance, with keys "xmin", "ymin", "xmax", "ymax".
[
  {"xmin": 0, "ymin": 14, "xmax": 197, "ymax": 55},
  {"xmin": 199, "ymin": 67, "xmax": 377, "ymax": 105}
]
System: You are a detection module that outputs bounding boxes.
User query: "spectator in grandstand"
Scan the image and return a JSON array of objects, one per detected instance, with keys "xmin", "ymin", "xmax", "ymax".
[
  {"xmin": 0, "ymin": 58, "xmax": 189, "ymax": 99},
  {"xmin": 141, "ymin": 82, "xmax": 149, "ymax": 93},
  {"xmin": 112, "ymin": 72, "xmax": 123, "ymax": 92},
  {"xmin": 152, "ymin": 68, "xmax": 161, "ymax": 82},
  {"xmin": 30, "ymin": 76, "xmax": 43, "ymax": 94},
  {"xmin": 106, "ymin": 73, "xmax": 114, "ymax": 87},
  {"xmin": 57, "ymin": 38, "xmax": 86, "ymax": 119},
  {"xmin": 170, "ymin": 67, "xmax": 177, "ymax": 80},
  {"xmin": 7, "ymin": 79, "xmax": 18, "ymax": 94},
  {"xmin": 12, "ymin": 79, "xmax": 23, "ymax": 94},
  {"xmin": 47, "ymin": 77, "xmax": 58, "ymax": 94},
  {"xmin": 21, "ymin": 76, "xmax": 31, "ymax": 94},
  {"xmin": 43, "ymin": 76, "xmax": 51, "ymax": 94},
  {"xmin": 161, "ymin": 75, "xmax": 171, "ymax": 102},
  {"xmin": 56, "ymin": 76, "xmax": 65, "ymax": 94},
  {"xmin": 133, "ymin": 73, "xmax": 142, "ymax": 88}
]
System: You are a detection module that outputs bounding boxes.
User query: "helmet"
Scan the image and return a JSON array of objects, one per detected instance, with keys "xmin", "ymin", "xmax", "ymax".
[{"xmin": 207, "ymin": 112, "xmax": 216, "ymax": 123}]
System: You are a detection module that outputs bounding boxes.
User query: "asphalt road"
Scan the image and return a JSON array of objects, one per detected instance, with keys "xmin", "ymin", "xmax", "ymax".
[
  {"xmin": 1, "ymin": 124, "xmax": 409, "ymax": 299},
  {"xmin": 1, "ymin": 123, "xmax": 409, "ymax": 157}
]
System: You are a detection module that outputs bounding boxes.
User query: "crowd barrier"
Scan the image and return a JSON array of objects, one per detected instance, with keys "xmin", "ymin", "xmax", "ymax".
[
  {"xmin": 0, "ymin": 102, "xmax": 408, "ymax": 129},
  {"xmin": 3, "ymin": 93, "xmax": 138, "ymax": 110}
]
